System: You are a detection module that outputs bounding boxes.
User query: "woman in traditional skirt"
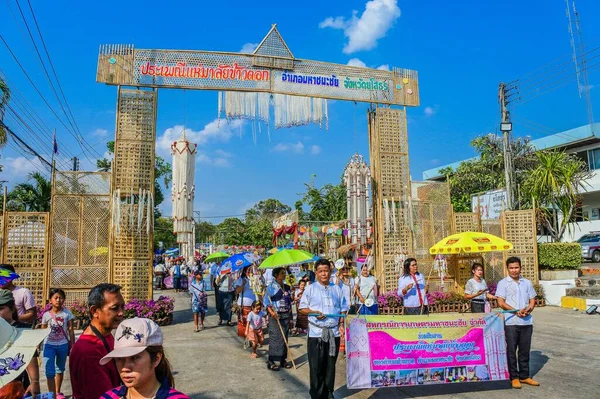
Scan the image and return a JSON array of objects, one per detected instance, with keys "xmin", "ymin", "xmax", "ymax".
[
  {"xmin": 235, "ymin": 266, "xmax": 256, "ymax": 337},
  {"xmin": 292, "ymin": 280, "xmax": 308, "ymax": 334},
  {"xmin": 264, "ymin": 267, "xmax": 293, "ymax": 371},
  {"xmin": 189, "ymin": 271, "xmax": 208, "ymax": 332}
]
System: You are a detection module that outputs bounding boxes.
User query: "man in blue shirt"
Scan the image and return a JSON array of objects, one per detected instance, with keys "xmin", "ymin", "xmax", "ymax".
[{"xmin": 496, "ymin": 256, "xmax": 539, "ymax": 389}]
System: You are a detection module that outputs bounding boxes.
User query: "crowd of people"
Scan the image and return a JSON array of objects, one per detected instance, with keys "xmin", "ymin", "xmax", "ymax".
[{"xmin": 0, "ymin": 254, "xmax": 539, "ymax": 398}]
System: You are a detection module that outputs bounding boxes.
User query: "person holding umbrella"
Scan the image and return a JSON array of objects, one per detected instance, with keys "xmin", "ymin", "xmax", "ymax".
[{"xmin": 263, "ymin": 267, "xmax": 293, "ymax": 371}]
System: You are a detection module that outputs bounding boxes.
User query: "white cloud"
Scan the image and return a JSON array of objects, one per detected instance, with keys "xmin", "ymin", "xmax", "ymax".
[
  {"xmin": 347, "ymin": 59, "xmax": 390, "ymax": 70},
  {"xmin": 347, "ymin": 58, "xmax": 367, "ymax": 68},
  {"xmin": 240, "ymin": 43, "xmax": 258, "ymax": 53},
  {"xmin": 272, "ymin": 142, "xmax": 305, "ymax": 154},
  {"xmin": 310, "ymin": 145, "xmax": 322, "ymax": 155},
  {"xmin": 319, "ymin": 0, "xmax": 401, "ymax": 54},
  {"xmin": 156, "ymin": 120, "xmax": 244, "ymax": 158},
  {"xmin": 0, "ymin": 156, "xmax": 45, "ymax": 182},
  {"xmin": 196, "ymin": 150, "xmax": 232, "ymax": 167},
  {"xmin": 91, "ymin": 128, "xmax": 110, "ymax": 138},
  {"xmin": 424, "ymin": 106, "xmax": 435, "ymax": 116}
]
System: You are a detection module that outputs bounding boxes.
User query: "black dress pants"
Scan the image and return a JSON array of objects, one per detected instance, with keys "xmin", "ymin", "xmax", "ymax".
[
  {"xmin": 308, "ymin": 337, "xmax": 340, "ymax": 399},
  {"xmin": 504, "ymin": 325, "xmax": 533, "ymax": 380}
]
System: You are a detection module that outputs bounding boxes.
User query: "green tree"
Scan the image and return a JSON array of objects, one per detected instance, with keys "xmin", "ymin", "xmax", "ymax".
[
  {"xmin": 217, "ymin": 217, "xmax": 247, "ymax": 244},
  {"xmin": 244, "ymin": 199, "xmax": 291, "ymax": 223},
  {"xmin": 297, "ymin": 179, "xmax": 347, "ymax": 221},
  {"xmin": 153, "ymin": 217, "xmax": 177, "ymax": 249},
  {"xmin": 440, "ymin": 134, "xmax": 537, "ymax": 212},
  {"xmin": 0, "ymin": 76, "xmax": 9, "ymax": 146},
  {"xmin": 97, "ymin": 141, "xmax": 172, "ymax": 216},
  {"xmin": 7, "ymin": 172, "xmax": 51, "ymax": 212},
  {"xmin": 523, "ymin": 150, "xmax": 592, "ymax": 242},
  {"xmin": 195, "ymin": 220, "xmax": 217, "ymax": 243}
]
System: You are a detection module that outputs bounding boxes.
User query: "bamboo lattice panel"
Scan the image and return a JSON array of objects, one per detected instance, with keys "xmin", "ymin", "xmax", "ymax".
[
  {"xmin": 113, "ymin": 140, "xmax": 155, "ymax": 191},
  {"xmin": 502, "ymin": 210, "xmax": 538, "ymax": 283},
  {"xmin": 113, "ymin": 259, "xmax": 151, "ymax": 302},
  {"xmin": 51, "ymin": 197, "xmax": 80, "ymax": 266},
  {"xmin": 453, "ymin": 212, "xmax": 480, "ymax": 233},
  {"xmin": 50, "ymin": 171, "xmax": 111, "ymax": 291},
  {"xmin": 113, "ymin": 205, "xmax": 150, "ymax": 259},
  {"xmin": 368, "ymin": 108, "xmax": 414, "ymax": 292},
  {"xmin": 2, "ymin": 213, "xmax": 49, "ymax": 304},
  {"xmin": 4, "ymin": 213, "xmax": 48, "ymax": 268},
  {"xmin": 62, "ymin": 289, "xmax": 91, "ymax": 307},
  {"xmin": 481, "ymin": 220, "xmax": 505, "ymax": 283},
  {"xmin": 116, "ymin": 89, "xmax": 156, "ymax": 142},
  {"xmin": 54, "ymin": 172, "xmax": 111, "ymax": 195}
]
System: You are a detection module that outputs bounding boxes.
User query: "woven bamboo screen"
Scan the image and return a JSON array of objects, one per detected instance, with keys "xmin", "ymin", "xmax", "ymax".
[
  {"xmin": 502, "ymin": 209, "xmax": 538, "ymax": 284},
  {"xmin": 368, "ymin": 107, "xmax": 413, "ymax": 293},
  {"xmin": 1, "ymin": 213, "xmax": 49, "ymax": 304},
  {"xmin": 450, "ymin": 210, "xmax": 539, "ymax": 286},
  {"xmin": 50, "ymin": 172, "xmax": 111, "ymax": 305},
  {"xmin": 110, "ymin": 87, "xmax": 156, "ymax": 302}
]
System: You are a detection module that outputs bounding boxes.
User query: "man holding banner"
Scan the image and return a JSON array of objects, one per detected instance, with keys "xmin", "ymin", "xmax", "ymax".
[
  {"xmin": 299, "ymin": 258, "xmax": 348, "ymax": 399},
  {"xmin": 495, "ymin": 256, "xmax": 540, "ymax": 389}
]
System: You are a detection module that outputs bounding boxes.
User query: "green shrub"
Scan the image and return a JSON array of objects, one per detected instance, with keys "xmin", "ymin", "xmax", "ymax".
[{"xmin": 537, "ymin": 242, "xmax": 581, "ymax": 270}]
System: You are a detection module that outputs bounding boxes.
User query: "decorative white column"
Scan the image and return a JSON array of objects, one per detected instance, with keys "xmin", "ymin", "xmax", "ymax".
[{"xmin": 171, "ymin": 132, "xmax": 197, "ymax": 261}]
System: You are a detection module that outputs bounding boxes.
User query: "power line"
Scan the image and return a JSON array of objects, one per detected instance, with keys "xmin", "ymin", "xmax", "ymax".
[
  {"xmin": 511, "ymin": 56, "xmax": 600, "ymax": 106},
  {"xmin": 0, "ymin": 120, "xmax": 52, "ymax": 169},
  {"xmin": 22, "ymin": 0, "xmax": 103, "ymax": 160}
]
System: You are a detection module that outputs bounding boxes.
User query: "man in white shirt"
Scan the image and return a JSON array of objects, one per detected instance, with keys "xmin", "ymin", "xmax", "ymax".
[
  {"xmin": 153, "ymin": 262, "xmax": 167, "ymax": 289},
  {"xmin": 495, "ymin": 256, "xmax": 539, "ymax": 389},
  {"xmin": 299, "ymin": 259, "xmax": 348, "ymax": 399}
]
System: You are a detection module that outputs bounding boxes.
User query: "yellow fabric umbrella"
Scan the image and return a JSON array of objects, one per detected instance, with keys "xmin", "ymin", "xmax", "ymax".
[
  {"xmin": 268, "ymin": 247, "xmax": 279, "ymax": 254},
  {"xmin": 429, "ymin": 232, "xmax": 513, "ymax": 255},
  {"xmin": 89, "ymin": 246, "xmax": 109, "ymax": 256}
]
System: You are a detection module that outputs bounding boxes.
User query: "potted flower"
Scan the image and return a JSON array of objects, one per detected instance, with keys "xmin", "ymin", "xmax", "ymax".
[
  {"xmin": 377, "ymin": 291, "xmax": 403, "ymax": 315},
  {"xmin": 69, "ymin": 300, "xmax": 89, "ymax": 329}
]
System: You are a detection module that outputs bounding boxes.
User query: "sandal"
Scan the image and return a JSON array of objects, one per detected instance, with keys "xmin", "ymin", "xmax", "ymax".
[
  {"xmin": 281, "ymin": 361, "xmax": 293, "ymax": 369},
  {"xmin": 267, "ymin": 361, "xmax": 280, "ymax": 371},
  {"xmin": 227, "ymin": 321, "xmax": 235, "ymax": 327}
]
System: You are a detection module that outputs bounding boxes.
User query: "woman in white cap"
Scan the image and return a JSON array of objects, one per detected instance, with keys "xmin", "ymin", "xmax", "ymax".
[
  {"xmin": 100, "ymin": 318, "xmax": 190, "ymax": 399},
  {"xmin": 0, "ymin": 313, "xmax": 49, "ymax": 396}
]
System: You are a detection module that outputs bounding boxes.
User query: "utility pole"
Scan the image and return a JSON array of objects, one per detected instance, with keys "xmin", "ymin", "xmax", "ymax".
[
  {"xmin": 71, "ymin": 157, "xmax": 79, "ymax": 171},
  {"xmin": 499, "ymin": 83, "xmax": 515, "ymax": 210}
]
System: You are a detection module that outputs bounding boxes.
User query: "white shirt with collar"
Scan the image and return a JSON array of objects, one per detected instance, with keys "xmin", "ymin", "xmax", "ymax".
[
  {"xmin": 397, "ymin": 273, "xmax": 428, "ymax": 307},
  {"xmin": 495, "ymin": 275, "xmax": 536, "ymax": 326},
  {"xmin": 299, "ymin": 281, "xmax": 349, "ymax": 338}
]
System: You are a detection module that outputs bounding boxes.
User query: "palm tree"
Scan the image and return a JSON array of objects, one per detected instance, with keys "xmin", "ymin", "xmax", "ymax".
[
  {"xmin": 524, "ymin": 150, "xmax": 592, "ymax": 242},
  {"xmin": 7, "ymin": 172, "xmax": 52, "ymax": 212},
  {"xmin": 0, "ymin": 76, "xmax": 10, "ymax": 146}
]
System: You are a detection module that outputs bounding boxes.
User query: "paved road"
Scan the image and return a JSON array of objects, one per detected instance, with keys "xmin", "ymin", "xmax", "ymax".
[{"xmin": 40, "ymin": 290, "xmax": 600, "ymax": 398}]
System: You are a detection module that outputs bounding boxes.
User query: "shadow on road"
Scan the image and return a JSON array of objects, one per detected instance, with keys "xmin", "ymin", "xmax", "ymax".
[{"xmin": 530, "ymin": 350, "xmax": 549, "ymax": 377}]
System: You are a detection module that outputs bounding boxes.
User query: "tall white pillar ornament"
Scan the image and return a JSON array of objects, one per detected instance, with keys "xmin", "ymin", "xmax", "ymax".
[
  {"xmin": 171, "ymin": 132, "xmax": 197, "ymax": 261},
  {"xmin": 343, "ymin": 154, "xmax": 372, "ymax": 245}
]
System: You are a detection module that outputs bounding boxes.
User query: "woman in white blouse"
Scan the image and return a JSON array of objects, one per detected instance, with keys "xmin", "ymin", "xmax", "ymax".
[
  {"xmin": 397, "ymin": 258, "xmax": 429, "ymax": 315},
  {"xmin": 464, "ymin": 263, "xmax": 495, "ymax": 313},
  {"xmin": 355, "ymin": 264, "xmax": 378, "ymax": 315}
]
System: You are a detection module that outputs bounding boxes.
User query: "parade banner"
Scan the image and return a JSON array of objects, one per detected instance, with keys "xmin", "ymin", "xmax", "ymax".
[{"xmin": 345, "ymin": 313, "xmax": 509, "ymax": 389}]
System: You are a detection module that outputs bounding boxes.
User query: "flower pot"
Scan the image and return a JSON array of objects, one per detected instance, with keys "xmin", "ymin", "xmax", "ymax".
[
  {"xmin": 535, "ymin": 298, "xmax": 546, "ymax": 307},
  {"xmin": 379, "ymin": 306, "xmax": 403, "ymax": 315}
]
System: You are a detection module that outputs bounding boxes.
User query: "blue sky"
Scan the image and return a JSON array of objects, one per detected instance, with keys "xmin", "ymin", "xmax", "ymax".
[{"xmin": 1, "ymin": 0, "xmax": 599, "ymax": 221}]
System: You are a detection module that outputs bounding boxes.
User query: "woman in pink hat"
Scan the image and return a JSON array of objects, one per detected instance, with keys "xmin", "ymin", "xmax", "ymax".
[{"xmin": 100, "ymin": 318, "xmax": 189, "ymax": 399}]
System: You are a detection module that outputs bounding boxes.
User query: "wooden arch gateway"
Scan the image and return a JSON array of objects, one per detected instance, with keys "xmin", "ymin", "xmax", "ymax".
[{"xmin": 92, "ymin": 25, "xmax": 423, "ymax": 299}]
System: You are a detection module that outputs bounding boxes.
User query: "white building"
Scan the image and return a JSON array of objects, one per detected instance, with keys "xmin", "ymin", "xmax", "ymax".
[{"xmin": 422, "ymin": 123, "xmax": 600, "ymax": 242}]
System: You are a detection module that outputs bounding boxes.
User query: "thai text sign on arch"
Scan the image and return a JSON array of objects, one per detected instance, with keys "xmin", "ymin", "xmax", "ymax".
[
  {"xmin": 96, "ymin": 47, "xmax": 419, "ymax": 106},
  {"xmin": 345, "ymin": 313, "xmax": 509, "ymax": 389}
]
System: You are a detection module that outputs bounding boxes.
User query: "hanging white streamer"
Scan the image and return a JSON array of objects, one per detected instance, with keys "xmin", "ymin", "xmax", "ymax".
[
  {"xmin": 383, "ymin": 199, "xmax": 390, "ymax": 233},
  {"xmin": 391, "ymin": 196, "xmax": 397, "ymax": 233}
]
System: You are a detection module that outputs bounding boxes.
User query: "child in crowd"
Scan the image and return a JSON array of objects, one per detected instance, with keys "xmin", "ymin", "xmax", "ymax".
[
  {"xmin": 189, "ymin": 271, "xmax": 207, "ymax": 332},
  {"xmin": 41, "ymin": 288, "xmax": 75, "ymax": 399},
  {"xmin": 292, "ymin": 280, "xmax": 308, "ymax": 335},
  {"xmin": 245, "ymin": 300, "xmax": 265, "ymax": 358}
]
